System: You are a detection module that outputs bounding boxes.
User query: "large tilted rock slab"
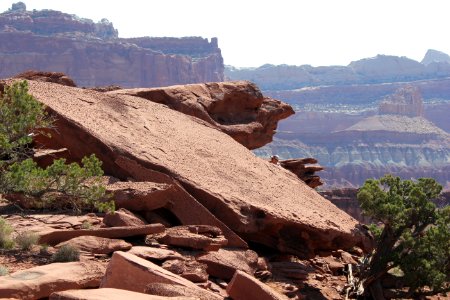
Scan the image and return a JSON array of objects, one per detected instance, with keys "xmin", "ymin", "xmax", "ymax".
[
  {"xmin": 101, "ymin": 251, "xmax": 221, "ymax": 300},
  {"xmin": 50, "ymin": 288, "xmax": 197, "ymax": 300},
  {"xmin": 0, "ymin": 262, "xmax": 105, "ymax": 300},
  {"xmin": 110, "ymin": 81, "xmax": 294, "ymax": 150},
  {"xmin": 23, "ymin": 80, "xmax": 368, "ymax": 257}
]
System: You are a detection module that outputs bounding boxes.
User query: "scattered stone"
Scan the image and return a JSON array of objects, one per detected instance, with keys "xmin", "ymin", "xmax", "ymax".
[
  {"xmin": 148, "ymin": 225, "xmax": 227, "ymax": 251},
  {"xmin": 270, "ymin": 261, "xmax": 313, "ymax": 280},
  {"xmin": 38, "ymin": 224, "xmax": 165, "ymax": 245},
  {"xmin": 162, "ymin": 259, "xmax": 209, "ymax": 283},
  {"xmin": 100, "ymin": 251, "xmax": 221, "ymax": 300},
  {"xmin": 145, "ymin": 283, "xmax": 215, "ymax": 300},
  {"xmin": 103, "ymin": 208, "xmax": 147, "ymax": 227},
  {"xmin": 106, "ymin": 181, "xmax": 172, "ymax": 212},
  {"xmin": 0, "ymin": 261, "xmax": 105, "ymax": 300},
  {"xmin": 227, "ymin": 270, "xmax": 289, "ymax": 300},
  {"xmin": 322, "ymin": 256, "xmax": 345, "ymax": 276},
  {"xmin": 128, "ymin": 246, "xmax": 184, "ymax": 261},
  {"xmin": 55, "ymin": 236, "xmax": 132, "ymax": 255},
  {"xmin": 339, "ymin": 250, "xmax": 357, "ymax": 265},
  {"xmin": 49, "ymin": 288, "xmax": 196, "ymax": 300},
  {"xmin": 197, "ymin": 248, "xmax": 258, "ymax": 280}
]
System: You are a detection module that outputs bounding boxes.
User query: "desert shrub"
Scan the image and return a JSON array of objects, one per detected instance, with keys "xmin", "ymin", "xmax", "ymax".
[
  {"xmin": 0, "ymin": 80, "xmax": 51, "ymax": 169},
  {"xmin": 15, "ymin": 231, "xmax": 39, "ymax": 250},
  {"xmin": 52, "ymin": 244, "xmax": 80, "ymax": 262},
  {"xmin": 39, "ymin": 243, "xmax": 49, "ymax": 255},
  {"xmin": 0, "ymin": 217, "xmax": 14, "ymax": 249},
  {"xmin": 80, "ymin": 220, "xmax": 92, "ymax": 229},
  {"xmin": 0, "ymin": 265, "xmax": 8, "ymax": 276},
  {"xmin": 355, "ymin": 175, "xmax": 450, "ymax": 297},
  {"xmin": 2, "ymin": 154, "xmax": 110, "ymax": 213},
  {"xmin": 0, "ymin": 81, "xmax": 113, "ymax": 213}
]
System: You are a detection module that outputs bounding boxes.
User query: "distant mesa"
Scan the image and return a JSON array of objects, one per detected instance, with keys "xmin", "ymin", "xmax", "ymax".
[
  {"xmin": 378, "ymin": 85, "xmax": 424, "ymax": 117},
  {"xmin": 421, "ymin": 49, "xmax": 450, "ymax": 65},
  {"xmin": 226, "ymin": 51, "xmax": 450, "ymax": 91}
]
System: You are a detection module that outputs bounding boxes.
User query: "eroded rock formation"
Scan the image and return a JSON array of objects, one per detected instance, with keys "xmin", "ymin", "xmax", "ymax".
[
  {"xmin": 278, "ymin": 158, "xmax": 324, "ymax": 189},
  {"xmin": 0, "ymin": 5, "xmax": 223, "ymax": 87},
  {"xmin": 378, "ymin": 85, "xmax": 424, "ymax": 117},
  {"xmin": 8, "ymin": 79, "xmax": 369, "ymax": 257},
  {"xmin": 111, "ymin": 81, "xmax": 294, "ymax": 149}
]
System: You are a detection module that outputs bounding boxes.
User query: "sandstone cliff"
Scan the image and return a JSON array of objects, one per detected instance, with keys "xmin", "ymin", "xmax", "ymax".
[{"xmin": 0, "ymin": 4, "xmax": 223, "ymax": 87}]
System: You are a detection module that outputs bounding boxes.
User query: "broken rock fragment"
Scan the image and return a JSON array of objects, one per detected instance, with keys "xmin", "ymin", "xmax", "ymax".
[
  {"xmin": 148, "ymin": 225, "xmax": 227, "ymax": 251},
  {"xmin": 0, "ymin": 262, "xmax": 105, "ymax": 300},
  {"xmin": 49, "ymin": 288, "xmax": 197, "ymax": 300},
  {"xmin": 101, "ymin": 251, "xmax": 222, "ymax": 300},
  {"xmin": 55, "ymin": 236, "xmax": 132, "ymax": 254},
  {"xmin": 103, "ymin": 208, "xmax": 147, "ymax": 227},
  {"xmin": 227, "ymin": 270, "xmax": 288, "ymax": 300},
  {"xmin": 38, "ymin": 224, "xmax": 165, "ymax": 245},
  {"xmin": 197, "ymin": 248, "xmax": 258, "ymax": 280}
]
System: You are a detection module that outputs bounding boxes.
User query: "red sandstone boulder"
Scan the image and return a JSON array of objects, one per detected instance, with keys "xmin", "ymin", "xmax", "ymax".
[
  {"xmin": 14, "ymin": 70, "xmax": 76, "ymax": 87},
  {"xmin": 100, "ymin": 251, "xmax": 221, "ymax": 300},
  {"xmin": 278, "ymin": 158, "xmax": 324, "ymax": 188},
  {"xmin": 0, "ymin": 262, "xmax": 106, "ymax": 299},
  {"xmin": 38, "ymin": 224, "xmax": 165, "ymax": 245},
  {"xmin": 50, "ymin": 288, "xmax": 197, "ymax": 300},
  {"xmin": 110, "ymin": 81, "xmax": 294, "ymax": 150},
  {"xmin": 197, "ymin": 248, "xmax": 259, "ymax": 280},
  {"xmin": 106, "ymin": 181, "xmax": 172, "ymax": 212},
  {"xmin": 145, "ymin": 283, "xmax": 214, "ymax": 299},
  {"xmin": 226, "ymin": 270, "xmax": 288, "ymax": 300},
  {"xmin": 128, "ymin": 246, "xmax": 184, "ymax": 261},
  {"xmin": 103, "ymin": 208, "xmax": 147, "ymax": 227},
  {"xmin": 21, "ymin": 80, "xmax": 368, "ymax": 257},
  {"xmin": 148, "ymin": 225, "xmax": 228, "ymax": 251},
  {"xmin": 162, "ymin": 259, "xmax": 209, "ymax": 283},
  {"xmin": 55, "ymin": 236, "xmax": 132, "ymax": 254}
]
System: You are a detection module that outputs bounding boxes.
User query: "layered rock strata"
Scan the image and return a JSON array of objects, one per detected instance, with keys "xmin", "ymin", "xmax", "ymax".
[{"xmin": 0, "ymin": 4, "xmax": 223, "ymax": 87}]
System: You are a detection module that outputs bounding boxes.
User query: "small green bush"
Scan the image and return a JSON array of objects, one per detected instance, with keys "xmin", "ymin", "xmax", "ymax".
[
  {"xmin": 2, "ymin": 154, "xmax": 108, "ymax": 213},
  {"xmin": 0, "ymin": 81, "xmax": 112, "ymax": 214},
  {"xmin": 0, "ymin": 265, "xmax": 8, "ymax": 276},
  {"xmin": 0, "ymin": 217, "xmax": 14, "ymax": 249},
  {"xmin": 0, "ymin": 80, "xmax": 51, "ymax": 169},
  {"xmin": 39, "ymin": 243, "xmax": 49, "ymax": 255},
  {"xmin": 15, "ymin": 231, "xmax": 39, "ymax": 250},
  {"xmin": 52, "ymin": 244, "xmax": 80, "ymax": 262},
  {"xmin": 80, "ymin": 221, "xmax": 92, "ymax": 229}
]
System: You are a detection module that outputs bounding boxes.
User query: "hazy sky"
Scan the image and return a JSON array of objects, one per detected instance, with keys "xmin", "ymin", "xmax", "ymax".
[{"xmin": 0, "ymin": 0, "xmax": 449, "ymax": 67}]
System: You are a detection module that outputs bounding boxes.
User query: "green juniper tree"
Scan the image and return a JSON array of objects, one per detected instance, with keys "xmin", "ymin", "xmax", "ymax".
[
  {"xmin": 355, "ymin": 175, "xmax": 449, "ymax": 298},
  {"xmin": 0, "ymin": 81, "xmax": 112, "ymax": 213}
]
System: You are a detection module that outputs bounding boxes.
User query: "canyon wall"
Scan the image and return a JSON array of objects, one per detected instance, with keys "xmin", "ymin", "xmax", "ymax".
[
  {"xmin": 255, "ymin": 87, "xmax": 450, "ymax": 189},
  {"xmin": 0, "ymin": 4, "xmax": 223, "ymax": 87}
]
